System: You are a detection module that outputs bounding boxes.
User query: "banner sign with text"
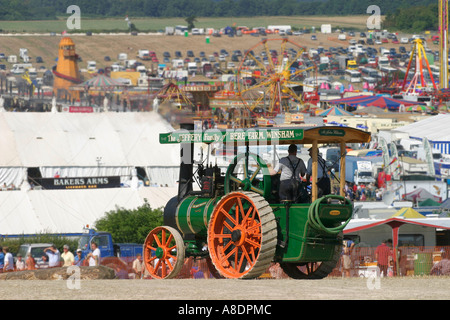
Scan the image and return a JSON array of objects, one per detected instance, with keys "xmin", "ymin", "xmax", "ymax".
[
  {"xmin": 36, "ymin": 176, "xmax": 121, "ymax": 190},
  {"xmin": 159, "ymin": 128, "xmax": 304, "ymax": 145}
]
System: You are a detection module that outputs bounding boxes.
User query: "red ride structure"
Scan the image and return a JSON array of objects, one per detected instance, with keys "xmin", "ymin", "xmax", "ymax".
[{"xmin": 401, "ymin": 39, "xmax": 437, "ymax": 95}]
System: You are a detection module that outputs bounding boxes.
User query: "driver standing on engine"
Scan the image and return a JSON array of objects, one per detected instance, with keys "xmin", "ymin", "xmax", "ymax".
[{"xmin": 270, "ymin": 144, "xmax": 306, "ymax": 202}]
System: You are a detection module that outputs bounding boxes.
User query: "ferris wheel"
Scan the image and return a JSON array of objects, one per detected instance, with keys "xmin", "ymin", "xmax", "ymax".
[{"xmin": 236, "ymin": 38, "xmax": 317, "ymax": 118}]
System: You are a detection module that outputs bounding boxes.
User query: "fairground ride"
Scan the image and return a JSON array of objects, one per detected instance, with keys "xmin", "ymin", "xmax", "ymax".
[
  {"xmin": 401, "ymin": 39, "xmax": 437, "ymax": 95},
  {"xmin": 439, "ymin": 0, "xmax": 449, "ymax": 90},
  {"xmin": 236, "ymin": 38, "xmax": 318, "ymax": 119},
  {"xmin": 156, "ymin": 82, "xmax": 195, "ymax": 110}
]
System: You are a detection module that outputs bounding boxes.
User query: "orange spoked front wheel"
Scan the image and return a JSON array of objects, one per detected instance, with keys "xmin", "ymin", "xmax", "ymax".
[
  {"xmin": 143, "ymin": 226, "xmax": 185, "ymax": 279},
  {"xmin": 207, "ymin": 191, "xmax": 277, "ymax": 279}
]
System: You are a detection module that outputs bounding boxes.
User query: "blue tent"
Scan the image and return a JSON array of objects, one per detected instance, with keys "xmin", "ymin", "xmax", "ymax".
[{"xmin": 328, "ymin": 95, "xmax": 425, "ymax": 111}]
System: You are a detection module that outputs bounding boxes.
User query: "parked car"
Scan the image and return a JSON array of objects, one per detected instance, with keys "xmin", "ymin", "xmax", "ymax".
[{"xmin": 17, "ymin": 243, "xmax": 53, "ymax": 266}]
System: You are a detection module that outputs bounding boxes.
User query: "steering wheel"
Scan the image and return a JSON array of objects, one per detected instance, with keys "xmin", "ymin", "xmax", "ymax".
[{"xmin": 224, "ymin": 152, "xmax": 272, "ymax": 199}]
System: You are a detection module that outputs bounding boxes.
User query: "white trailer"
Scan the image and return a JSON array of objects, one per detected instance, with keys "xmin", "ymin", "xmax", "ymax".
[
  {"xmin": 165, "ymin": 27, "xmax": 174, "ymax": 35},
  {"xmin": 138, "ymin": 50, "xmax": 150, "ymax": 60},
  {"xmin": 267, "ymin": 25, "xmax": 292, "ymax": 33},
  {"xmin": 321, "ymin": 24, "xmax": 332, "ymax": 34},
  {"xmin": 118, "ymin": 53, "xmax": 128, "ymax": 61}
]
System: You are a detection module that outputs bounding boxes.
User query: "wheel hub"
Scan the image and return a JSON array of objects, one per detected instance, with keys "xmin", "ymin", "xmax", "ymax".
[
  {"xmin": 241, "ymin": 178, "xmax": 252, "ymax": 191},
  {"xmin": 231, "ymin": 229, "xmax": 242, "ymax": 243},
  {"xmin": 155, "ymin": 247, "xmax": 165, "ymax": 259}
]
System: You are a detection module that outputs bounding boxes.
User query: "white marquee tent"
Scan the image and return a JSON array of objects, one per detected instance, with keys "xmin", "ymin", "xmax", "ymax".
[
  {"xmin": 0, "ymin": 111, "xmax": 180, "ymax": 188},
  {"xmin": 0, "ymin": 111, "xmax": 184, "ymax": 236},
  {"xmin": 393, "ymin": 114, "xmax": 450, "ymax": 155}
]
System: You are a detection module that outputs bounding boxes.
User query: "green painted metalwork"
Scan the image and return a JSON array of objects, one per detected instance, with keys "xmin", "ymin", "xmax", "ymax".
[
  {"xmin": 224, "ymin": 152, "xmax": 272, "ymax": 198},
  {"xmin": 175, "ymin": 196, "xmax": 217, "ymax": 237},
  {"xmin": 271, "ymin": 196, "xmax": 353, "ymax": 263}
]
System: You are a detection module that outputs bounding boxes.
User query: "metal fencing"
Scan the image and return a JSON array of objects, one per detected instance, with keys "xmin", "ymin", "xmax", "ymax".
[
  {"xmin": 140, "ymin": 246, "xmax": 450, "ymax": 279},
  {"xmin": 333, "ymin": 246, "xmax": 450, "ymax": 278}
]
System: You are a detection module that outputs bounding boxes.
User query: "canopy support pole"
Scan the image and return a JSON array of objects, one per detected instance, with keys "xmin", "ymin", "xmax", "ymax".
[
  {"xmin": 340, "ymin": 142, "xmax": 346, "ymax": 197},
  {"xmin": 311, "ymin": 140, "xmax": 318, "ymax": 202},
  {"xmin": 388, "ymin": 221, "xmax": 403, "ymax": 277}
]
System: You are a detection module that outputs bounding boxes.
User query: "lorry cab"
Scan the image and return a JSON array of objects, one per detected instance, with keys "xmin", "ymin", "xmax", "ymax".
[
  {"xmin": 78, "ymin": 228, "xmax": 114, "ymax": 258},
  {"xmin": 78, "ymin": 227, "xmax": 143, "ymax": 268},
  {"xmin": 347, "ymin": 60, "xmax": 358, "ymax": 70},
  {"xmin": 354, "ymin": 163, "xmax": 376, "ymax": 185}
]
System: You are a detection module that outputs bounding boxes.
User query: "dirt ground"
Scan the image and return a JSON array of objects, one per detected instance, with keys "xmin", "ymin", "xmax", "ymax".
[{"xmin": 2, "ymin": 277, "xmax": 450, "ymax": 300}]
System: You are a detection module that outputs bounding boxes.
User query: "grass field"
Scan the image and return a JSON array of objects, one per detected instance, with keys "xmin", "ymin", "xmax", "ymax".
[{"xmin": 0, "ymin": 15, "xmax": 374, "ymax": 33}]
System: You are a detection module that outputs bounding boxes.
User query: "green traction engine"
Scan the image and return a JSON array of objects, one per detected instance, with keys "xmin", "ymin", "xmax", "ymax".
[{"xmin": 143, "ymin": 125, "xmax": 371, "ymax": 279}]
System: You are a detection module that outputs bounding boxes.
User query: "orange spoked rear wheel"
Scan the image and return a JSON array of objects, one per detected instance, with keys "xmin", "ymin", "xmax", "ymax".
[
  {"xmin": 143, "ymin": 226, "xmax": 185, "ymax": 279},
  {"xmin": 207, "ymin": 191, "xmax": 277, "ymax": 279}
]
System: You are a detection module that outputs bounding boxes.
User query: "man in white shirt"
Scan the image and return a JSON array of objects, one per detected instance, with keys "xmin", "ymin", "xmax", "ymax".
[
  {"xmin": 271, "ymin": 144, "xmax": 307, "ymax": 202},
  {"xmin": 3, "ymin": 247, "xmax": 14, "ymax": 272},
  {"xmin": 44, "ymin": 245, "xmax": 61, "ymax": 268},
  {"xmin": 15, "ymin": 254, "xmax": 26, "ymax": 271},
  {"xmin": 87, "ymin": 242, "xmax": 101, "ymax": 266}
]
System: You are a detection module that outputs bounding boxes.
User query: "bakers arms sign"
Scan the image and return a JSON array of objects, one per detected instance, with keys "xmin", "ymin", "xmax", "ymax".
[{"xmin": 36, "ymin": 176, "xmax": 121, "ymax": 190}]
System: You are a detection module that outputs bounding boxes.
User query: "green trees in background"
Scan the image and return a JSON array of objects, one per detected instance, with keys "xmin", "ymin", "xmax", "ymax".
[
  {"xmin": 0, "ymin": 0, "xmax": 439, "ymax": 32},
  {"xmin": 383, "ymin": 4, "xmax": 439, "ymax": 32},
  {"xmin": 94, "ymin": 200, "xmax": 164, "ymax": 244}
]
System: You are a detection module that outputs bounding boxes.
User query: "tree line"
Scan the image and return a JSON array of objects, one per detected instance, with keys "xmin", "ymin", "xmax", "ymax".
[
  {"xmin": 383, "ymin": 3, "xmax": 439, "ymax": 32},
  {"xmin": 0, "ymin": 0, "xmax": 437, "ymax": 23}
]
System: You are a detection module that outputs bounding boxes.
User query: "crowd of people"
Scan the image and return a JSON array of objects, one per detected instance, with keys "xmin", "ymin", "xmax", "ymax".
[
  {"xmin": 0, "ymin": 242, "xmax": 149, "ymax": 280},
  {"xmin": 340, "ymin": 182, "xmax": 383, "ymax": 202},
  {"xmin": 0, "ymin": 242, "xmax": 102, "ymax": 273}
]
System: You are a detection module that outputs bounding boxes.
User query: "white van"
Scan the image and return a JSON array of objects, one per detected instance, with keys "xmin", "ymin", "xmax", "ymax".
[
  {"xmin": 172, "ymin": 59, "xmax": 184, "ymax": 68},
  {"xmin": 11, "ymin": 63, "xmax": 32, "ymax": 74},
  {"xmin": 87, "ymin": 61, "xmax": 97, "ymax": 72},
  {"xmin": 118, "ymin": 53, "xmax": 128, "ymax": 61},
  {"xmin": 187, "ymin": 62, "xmax": 198, "ymax": 74},
  {"xmin": 17, "ymin": 243, "xmax": 53, "ymax": 265}
]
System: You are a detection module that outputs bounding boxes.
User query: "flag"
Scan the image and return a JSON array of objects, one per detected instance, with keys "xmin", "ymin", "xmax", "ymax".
[{"xmin": 388, "ymin": 157, "xmax": 398, "ymax": 166}]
